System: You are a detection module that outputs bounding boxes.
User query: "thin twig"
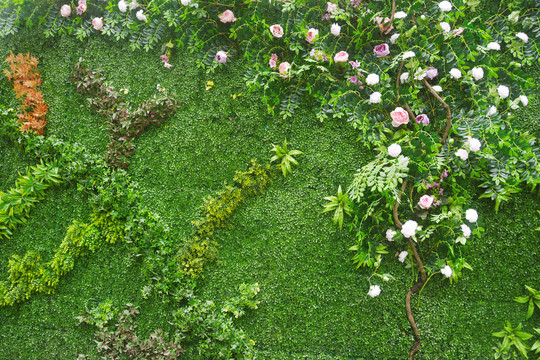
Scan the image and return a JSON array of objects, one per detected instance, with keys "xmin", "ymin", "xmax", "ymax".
[
  {"xmin": 395, "ymin": 60, "xmax": 416, "ymax": 121},
  {"xmin": 386, "ymin": 0, "xmax": 397, "ymax": 35},
  {"xmin": 422, "ymin": 78, "xmax": 452, "ymax": 145}
]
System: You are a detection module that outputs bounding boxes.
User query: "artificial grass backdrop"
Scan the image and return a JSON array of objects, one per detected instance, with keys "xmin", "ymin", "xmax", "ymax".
[{"xmin": 0, "ymin": 27, "xmax": 538, "ymax": 359}]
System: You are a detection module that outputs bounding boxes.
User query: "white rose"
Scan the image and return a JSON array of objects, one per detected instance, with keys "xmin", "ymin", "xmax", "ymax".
[
  {"xmin": 366, "ymin": 73, "xmax": 380, "ymax": 85},
  {"xmin": 455, "ymin": 149, "xmax": 469, "ymax": 161},
  {"xmin": 130, "ymin": 0, "xmax": 139, "ymax": 9},
  {"xmin": 440, "ymin": 22, "xmax": 451, "ymax": 33},
  {"xmin": 487, "ymin": 106, "xmax": 497, "ymax": 117},
  {"xmin": 432, "ymin": 85, "xmax": 443, "ymax": 92},
  {"xmin": 441, "ymin": 265, "xmax": 453, "ymax": 278},
  {"xmin": 180, "ymin": 0, "xmax": 191, "ymax": 5},
  {"xmin": 398, "ymin": 251, "xmax": 408, "ymax": 263},
  {"xmin": 487, "ymin": 42, "xmax": 500, "ymax": 50},
  {"xmin": 468, "ymin": 138, "xmax": 481, "ymax": 152},
  {"xmin": 400, "ymin": 72, "xmax": 409, "ymax": 83},
  {"xmin": 136, "ymin": 9, "xmax": 147, "ymax": 21},
  {"xmin": 471, "ymin": 67, "xmax": 484, "ymax": 81},
  {"xmin": 401, "ymin": 220, "xmax": 418, "ymax": 238},
  {"xmin": 390, "ymin": 33, "xmax": 400, "ymax": 44},
  {"xmin": 414, "ymin": 67, "xmax": 426, "ymax": 81},
  {"xmin": 398, "ymin": 155, "xmax": 409, "ymax": 168},
  {"xmin": 519, "ymin": 95, "xmax": 529, "ymax": 106},
  {"xmin": 403, "ymin": 51, "xmax": 415, "ymax": 59},
  {"xmin": 439, "ymin": 1, "xmax": 452, "ymax": 11},
  {"xmin": 386, "ymin": 229, "xmax": 396, "ymax": 241},
  {"xmin": 449, "ymin": 68, "xmax": 462, "ymax": 79},
  {"xmin": 508, "ymin": 11, "xmax": 519, "ymax": 23},
  {"xmin": 461, "ymin": 224, "xmax": 471, "ymax": 238},
  {"xmin": 516, "ymin": 32, "xmax": 529, "ymax": 43},
  {"xmin": 367, "ymin": 285, "xmax": 381, "ymax": 298},
  {"xmin": 388, "ymin": 143, "xmax": 401, "ymax": 157},
  {"xmin": 370, "ymin": 92, "xmax": 382, "ymax": 104},
  {"xmin": 497, "ymin": 85, "xmax": 510, "ymax": 99},
  {"xmin": 331, "ymin": 23, "xmax": 341, "ymax": 36},
  {"xmin": 395, "ymin": 11, "xmax": 407, "ymax": 19},
  {"xmin": 118, "ymin": 0, "xmax": 127, "ymax": 12},
  {"xmin": 465, "ymin": 209, "xmax": 478, "ymax": 223}
]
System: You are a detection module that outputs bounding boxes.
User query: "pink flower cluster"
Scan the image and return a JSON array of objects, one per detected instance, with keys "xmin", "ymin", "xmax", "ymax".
[
  {"xmin": 373, "ymin": 16, "xmax": 393, "ymax": 34},
  {"xmin": 76, "ymin": 0, "xmax": 86, "ymax": 15},
  {"xmin": 269, "ymin": 54, "xmax": 290, "ymax": 78},
  {"xmin": 160, "ymin": 54, "xmax": 172, "ymax": 68}
]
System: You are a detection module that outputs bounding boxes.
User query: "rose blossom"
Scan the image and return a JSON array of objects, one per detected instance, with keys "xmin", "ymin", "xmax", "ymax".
[
  {"xmin": 367, "ymin": 285, "xmax": 381, "ymax": 298},
  {"xmin": 439, "ymin": 22, "xmax": 451, "ymax": 33},
  {"xmin": 516, "ymin": 32, "xmax": 529, "ymax": 43},
  {"xmin": 415, "ymin": 114, "xmax": 429, "ymax": 125},
  {"xmin": 118, "ymin": 0, "xmax": 127, "ymax": 12},
  {"xmin": 390, "ymin": 33, "xmax": 400, "ymax": 44},
  {"xmin": 418, "ymin": 195, "xmax": 434, "ymax": 209},
  {"xmin": 395, "ymin": 11, "xmax": 407, "ymax": 19},
  {"xmin": 414, "ymin": 67, "xmax": 426, "ymax": 81},
  {"xmin": 219, "ymin": 9, "xmax": 236, "ymax": 23},
  {"xmin": 373, "ymin": 43, "xmax": 390, "ymax": 58},
  {"xmin": 366, "ymin": 73, "xmax": 379, "ymax": 85},
  {"xmin": 441, "ymin": 265, "xmax": 452, "ymax": 278},
  {"xmin": 400, "ymin": 72, "xmax": 409, "ymax": 83},
  {"xmin": 471, "ymin": 67, "xmax": 484, "ymax": 80},
  {"xmin": 467, "ymin": 137, "xmax": 481, "ymax": 152},
  {"xmin": 60, "ymin": 4, "xmax": 71, "ymax": 17},
  {"xmin": 77, "ymin": 0, "xmax": 87, "ymax": 15},
  {"xmin": 327, "ymin": 2, "xmax": 337, "ymax": 13},
  {"xmin": 465, "ymin": 209, "xmax": 478, "ymax": 223},
  {"xmin": 449, "ymin": 68, "xmax": 462, "ymax": 79},
  {"xmin": 388, "ymin": 143, "xmax": 401, "ymax": 157},
  {"xmin": 403, "ymin": 51, "xmax": 415, "ymax": 59},
  {"xmin": 331, "ymin": 23, "xmax": 341, "ymax": 36},
  {"xmin": 386, "ymin": 229, "xmax": 396, "ymax": 241},
  {"xmin": 439, "ymin": 1, "xmax": 452, "ymax": 11},
  {"xmin": 370, "ymin": 92, "xmax": 382, "ymax": 104},
  {"xmin": 306, "ymin": 28, "xmax": 319, "ymax": 44},
  {"xmin": 92, "ymin": 17, "xmax": 104, "ymax": 31},
  {"xmin": 453, "ymin": 27, "xmax": 464, "ymax": 36},
  {"xmin": 164, "ymin": 62, "xmax": 172, "ymax": 68},
  {"xmin": 497, "ymin": 85, "xmax": 510, "ymax": 99},
  {"xmin": 130, "ymin": 0, "xmax": 139, "ymax": 9},
  {"xmin": 432, "ymin": 85, "xmax": 443, "ymax": 92},
  {"xmin": 181, "ymin": 0, "xmax": 191, "ymax": 5},
  {"xmin": 160, "ymin": 54, "xmax": 169, "ymax": 63},
  {"xmin": 279, "ymin": 62, "xmax": 291, "ymax": 78},
  {"xmin": 390, "ymin": 107, "xmax": 409, "ymax": 127},
  {"xmin": 519, "ymin": 95, "xmax": 529, "ymax": 106},
  {"xmin": 425, "ymin": 67, "xmax": 438, "ymax": 80},
  {"xmin": 334, "ymin": 51, "xmax": 349, "ymax": 63},
  {"xmin": 373, "ymin": 16, "xmax": 393, "ymax": 33},
  {"xmin": 401, "ymin": 220, "xmax": 418, "ymax": 238},
  {"xmin": 487, "ymin": 42, "xmax": 500, "ymax": 50},
  {"xmin": 455, "ymin": 149, "xmax": 469, "ymax": 161},
  {"xmin": 487, "ymin": 106, "xmax": 497, "ymax": 116},
  {"xmin": 270, "ymin": 24, "xmax": 284, "ymax": 38},
  {"xmin": 461, "ymin": 224, "xmax": 471, "ymax": 238},
  {"xmin": 269, "ymin": 54, "xmax": 278, "ymax": 68},
  {"xmin": 136, "ymin": 9, "xmax": 147, "ymax": 22},
  {"xmin": 398, "ymin": 251, "xmax": 408, "ymax": 263},
  {"xmin": 215, "ymin": 50, "xmax": 228, "ymax": 64}
]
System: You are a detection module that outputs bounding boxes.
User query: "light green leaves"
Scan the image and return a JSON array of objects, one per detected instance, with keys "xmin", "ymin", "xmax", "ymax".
[
  {"xmin": 323, "ymin": 185, "xmax": 353, "ymax": 230},
  {"xmin": 514, "ymin": 286, "xmax": 540, "ymax": 320},
  {"xmin": 270, "ymin": 139, "xmax": 303, "ymax": 177},
  {"xmin": 493, "ymin": 322, "xmax": 533, "ymax": 359}
]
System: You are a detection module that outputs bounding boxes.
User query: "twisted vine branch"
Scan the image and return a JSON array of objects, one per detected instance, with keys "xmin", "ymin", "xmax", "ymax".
[
  {"xmin": 392, "ymin": 181, "xmax": 427, "ymax": 360},
  {"xmin": 423, "ymin": 78, "xmax": 452, "ymax": 145}
]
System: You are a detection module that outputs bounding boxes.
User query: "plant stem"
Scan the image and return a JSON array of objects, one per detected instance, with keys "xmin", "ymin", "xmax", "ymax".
[{"xmin": 423, "ymin": 78, "xmax": 452, "ymax": 145}]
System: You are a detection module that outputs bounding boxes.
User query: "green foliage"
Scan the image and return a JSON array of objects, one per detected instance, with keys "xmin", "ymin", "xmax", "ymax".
[
  {"xmin": 270, "ymin": 140, "xmax": 303, "ymax": 177},
  {"xmin": 0, "ymin": 161, "xmax": 61, "ymax": 239},
  {"xmin": 75, "ymin": 299, "xmax": 116, "ymax": 329},
  {"xmin": 179, "ymin": 160, "xmax": 272, "ymax": 278},
  {"xmin": 173, "ymin": 284, "xmax": 259, "ymax": 359},
  {"xmin": 493, "ymin": 322, "xmax": 534, "ymax": 359},
  {"xmin": 514, "ymin": 286, "xmax": 540, "ymax": 320}
]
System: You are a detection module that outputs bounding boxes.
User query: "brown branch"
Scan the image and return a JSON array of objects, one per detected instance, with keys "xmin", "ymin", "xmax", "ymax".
[
  {"xmin": 392, "ymin": 180, "xmax": 427, "ymax": 360},
  {"xmin": 422, "ymin": 78, "xmax": 452, "ymax": 146},
  {"xmin": 395, "ymin": 60, "xmax": 416, "ymax": 122},
  {"xmin": 385, "ymin": 0, "xmax": 397, "ymax": 35}
]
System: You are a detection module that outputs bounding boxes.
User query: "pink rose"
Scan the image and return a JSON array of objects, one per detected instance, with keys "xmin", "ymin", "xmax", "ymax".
[
  {"xmin": 269, "ymin": 59, "xmax": 277, "ymax": 68},
  {"xmin": 334, "ymin": 51, "xmax": 349, "ymax": 63},
  {"xmin": 76, "ymin": 0, "xmax": 86, "ymax": 15},
  {"xmin": 219, "ymin": 9, "xmax": 237, "ymax": 23},
  {"xmin": 373, "ymin": 16, "xmax": 393, "ymax": 34},
  {"xmin": 160, "ymin": 54, "xmax": 169, "ymax": 63},
  {"xmin": 92, "ymin": 17, "xmax": 104, "ymax": 31},
  {"xmin": 270, "ymin": 24, "xmax": 284, "ymax": 38},
  {"xmin": 390, "ymin": 107, "xmax": 409, "ymax": 127},
  {"xmin": 215, "ymin": 50, "xmax": 228, "ymax": 64},
  {"xmin": 306, "ymin": 28, "xmax": 319, "ymax": 44},
  {"xmin": 279, "ymin": 62, "xmax": 291, "ymax": 78},
  {"xmin": 453, "ymin": 27, "xmax": 464, "ymax": 36},
  {"xmin": 418, "ymin": 195, "xmax": 434, "ymax": 209},
  {"xmin": 60, "ymin": 4, "xmax": 71, "ymax": 17},
  {"xmin": 373, "ymin": 43, "xmax": 390, "ymax": 58}
]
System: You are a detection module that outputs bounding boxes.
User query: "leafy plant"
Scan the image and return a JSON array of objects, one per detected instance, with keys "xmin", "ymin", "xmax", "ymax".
[
  {"xmin": 323, "ymin": 185, "xmax": 353, "ymax": 230},
  {"xmin": 493, "ymin": 322, "xmax": 533, "ymax": 359},
  {"xmin": 75, "ymin": 299, "xmax": 115, "ymax": 329},
  {"xmin": 270, "ymin": 140, "xmax": 303, "ymax": 177},
  {"xmin": 515, "ymin": 286, "xmax": 540, "ymax": 320}
]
